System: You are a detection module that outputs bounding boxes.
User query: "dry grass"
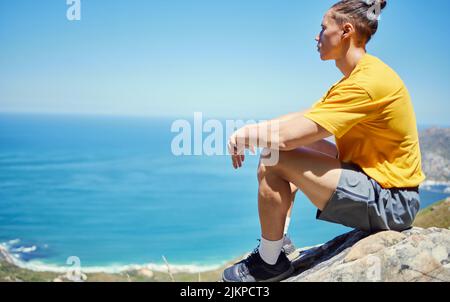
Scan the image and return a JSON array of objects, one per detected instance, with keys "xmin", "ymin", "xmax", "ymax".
[
  {"xmin": 413, "ymin": 198, "xmax": 450, "ymax": 229},
  {"xmin": 0, "ymin": 256, "xmax": 232, "ymax": 282}
]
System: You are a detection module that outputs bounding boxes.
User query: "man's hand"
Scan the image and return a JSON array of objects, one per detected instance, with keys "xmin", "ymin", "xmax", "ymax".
[
  {"xmin": 226, "ymin": 113, "xmax": 332, "ymax": 169},
  {"xmin": 227, "ymin": 126, "xmax": 255, "ymax": 169}
]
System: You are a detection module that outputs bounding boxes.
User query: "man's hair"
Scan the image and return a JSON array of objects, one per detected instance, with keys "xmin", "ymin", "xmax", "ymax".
[{"xmin": 330, "ymin": 0, "xmax": 387, "ymax": 46}]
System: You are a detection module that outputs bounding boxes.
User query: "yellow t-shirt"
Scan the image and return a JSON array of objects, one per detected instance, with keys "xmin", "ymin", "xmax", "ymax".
[{"xmin": 304, "ymin": 53, "xmax": 426, "ymax": 189}]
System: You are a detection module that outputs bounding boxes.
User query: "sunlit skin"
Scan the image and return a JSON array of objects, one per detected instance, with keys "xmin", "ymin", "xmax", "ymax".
[
  {"xmin": 316, "ymin": 11, "xmax": 367, "ymax": 77},
  {"xmin": 227, "ymin": 9, "xmax": 370, "ymax": 241}
]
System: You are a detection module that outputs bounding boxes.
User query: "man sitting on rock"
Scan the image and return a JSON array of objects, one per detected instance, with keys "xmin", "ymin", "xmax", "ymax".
[{"xmin": 223, "ymin": 0, "xmax": 424, "ymax": 282}]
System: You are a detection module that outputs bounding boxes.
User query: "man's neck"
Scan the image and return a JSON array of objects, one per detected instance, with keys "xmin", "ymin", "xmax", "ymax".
[{"xmin": 335, "ymin": 48, "xmax": 367, "ymax": 78}]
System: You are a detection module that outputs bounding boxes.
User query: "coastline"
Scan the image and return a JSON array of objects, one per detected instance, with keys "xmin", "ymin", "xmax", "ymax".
[
  {"xmin": 0, "ymin": 243, "xmax": 223, "ymax": 274},
  {"xmin": 420, "ymin": 181, "xmax": 450, "ymax": 193},
  {"xmin": 420, "ymin": 180, "xmax": 450, "ymax": 187},
  {"xmin": 1, "ymin": 188, "xmax": 449, "ymax": 282},
  {"xmin": 0, "ymin": 244, "xmax": 230, "ymax": 282}
]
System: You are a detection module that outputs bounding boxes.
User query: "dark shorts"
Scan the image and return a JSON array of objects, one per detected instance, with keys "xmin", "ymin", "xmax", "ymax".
[{"xmin": 316, "ymin": 162, "xmax": 421, "ymax": 233}]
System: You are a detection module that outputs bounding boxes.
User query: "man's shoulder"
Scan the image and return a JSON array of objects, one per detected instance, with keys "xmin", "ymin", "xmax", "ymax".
[{"xmin": 348, "ymin": 55, "xmax": 405, "ymax": 100}]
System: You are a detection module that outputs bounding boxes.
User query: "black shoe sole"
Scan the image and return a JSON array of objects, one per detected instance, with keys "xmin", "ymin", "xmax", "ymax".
[{"xmin": 222, "ymin": 265, "xmax": 295, "ymax": 283}]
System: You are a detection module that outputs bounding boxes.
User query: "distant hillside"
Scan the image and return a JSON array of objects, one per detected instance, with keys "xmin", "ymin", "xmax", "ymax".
[
  {"xmin": 413, "ymin": 197, "xmax": 450, "ymax": 229},
  {"xmin": 419, "ymin": 128, "xmax": 450, "ymax": 182}
]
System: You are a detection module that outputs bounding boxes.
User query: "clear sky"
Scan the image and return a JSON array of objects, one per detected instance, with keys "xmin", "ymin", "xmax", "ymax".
[{"xmin": 1, "ymin": 0, "xmax": 449, "ymax": 125}]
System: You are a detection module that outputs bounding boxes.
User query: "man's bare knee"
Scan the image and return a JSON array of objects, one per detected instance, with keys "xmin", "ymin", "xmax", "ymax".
[
  {"xmin": 258, "ymin": 149, "xmax": 296, "ymax": 181},
  {"xmin": 257, "ymin": 157, "xmax": 282, "ymax": 183}
]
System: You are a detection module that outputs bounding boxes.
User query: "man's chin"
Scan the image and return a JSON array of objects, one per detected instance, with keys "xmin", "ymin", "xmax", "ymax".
[{"xmin": 319, "ymin": 53, "xmax": 332, "ymax": 61}]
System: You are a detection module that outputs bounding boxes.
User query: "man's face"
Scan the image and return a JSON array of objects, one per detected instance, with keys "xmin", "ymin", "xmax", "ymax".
[{"xmin": 315, "ymin": 11, "xmax": 345, "ymax": 61}]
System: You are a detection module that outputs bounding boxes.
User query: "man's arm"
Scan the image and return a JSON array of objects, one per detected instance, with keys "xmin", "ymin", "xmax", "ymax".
[
  {"xmin": 274, "ymin": 113, "xmax": 333, "ymax": 151},
  {"xmin": 232, "ymin": 110, "xmax": 334, "ymax": 152}
]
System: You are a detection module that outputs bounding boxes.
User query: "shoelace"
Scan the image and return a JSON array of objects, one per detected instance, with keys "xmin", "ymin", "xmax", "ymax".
[
  {"xmin": 243, "ymin": 247, "xmax": 259, "ymax": 265},
  {"xmin": 238, "ymin": 241, "xmax": 261, "ymax": 279},
  {"xmin": 238, "ymin": 249, "xmax": 257, "ymax": 279}
]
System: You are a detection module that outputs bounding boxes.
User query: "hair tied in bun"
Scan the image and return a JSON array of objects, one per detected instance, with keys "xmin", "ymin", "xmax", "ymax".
[
  {"xmin": 365, "ymin": 0, "xmax": 387, "ymax": 21},
  {"xmin": 363, "ymin": 0, "xmax": 386, "ymax": 7}
]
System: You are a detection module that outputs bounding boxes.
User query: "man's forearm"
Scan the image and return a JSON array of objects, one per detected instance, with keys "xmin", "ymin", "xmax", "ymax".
[{"xmin": 240, "ymin": 111, "xmax": 333, "ymax": 151}]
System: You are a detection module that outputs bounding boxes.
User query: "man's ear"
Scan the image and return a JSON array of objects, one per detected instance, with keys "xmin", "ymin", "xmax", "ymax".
[{"xmin": 342, "ymin": 23, "xmax": 354, "ymax": 38}]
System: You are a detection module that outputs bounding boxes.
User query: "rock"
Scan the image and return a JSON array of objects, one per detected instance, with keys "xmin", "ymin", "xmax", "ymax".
[
  {"xmin": 0, "ymin": 246, "xmax": 15, "ymax": 264},
  {"xmin": 285, "ymin": 227, "xmax": 450, "ymax": 282},
  {"xmin": 419, "ymin": 127, "xmax": 450, "ymax": 182},
  {"xmin": 344, "ymin": 231, "xmax": 406, "ymax": 262},
  {"xmin": 137, "ymin": 268, "xmax": 154, "ymax": 278}
]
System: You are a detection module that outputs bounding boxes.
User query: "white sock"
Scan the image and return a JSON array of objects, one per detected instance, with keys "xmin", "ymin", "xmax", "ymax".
[
  {"xmin": 283, "ymin": 217, "xmax": 291, "ymax": 236},
  {"xmin": 259, "ymin": 237, "xmax": 284, "ymax": 265}
]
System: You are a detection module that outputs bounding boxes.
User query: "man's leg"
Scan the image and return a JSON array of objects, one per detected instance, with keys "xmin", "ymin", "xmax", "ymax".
[
  {"xmin": 257, "ymin": 147, "xmax": 342, "ymax": 243},
  {"xmin": 284, "ymin": 183, "xmax": 297, "ymax": 235},
  {"xmin": 222, "ymin": 147, "xmax": 342, "ymax": 282},
  {"xmin": 283, "ymin": 141, "xmax": 336, "ymax": 238},
  {"xmin": 281, "ymin": 184, "xmax": 297, "ymax": 255}
]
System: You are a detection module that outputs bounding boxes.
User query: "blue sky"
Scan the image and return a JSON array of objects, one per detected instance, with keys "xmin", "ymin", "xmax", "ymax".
[{"xmin": 0, "ymin": 0, "xmax": 449, "ymax": 125}]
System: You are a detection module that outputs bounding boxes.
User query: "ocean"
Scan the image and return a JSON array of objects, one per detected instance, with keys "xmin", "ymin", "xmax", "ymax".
[{"xmin": 0, "ymin": 113, "xmax": 449, "ymax": 273}]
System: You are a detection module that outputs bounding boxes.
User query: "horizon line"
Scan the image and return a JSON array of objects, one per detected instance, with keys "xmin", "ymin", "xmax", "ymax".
[{"xmin": 0, "ymin": 110, "xmax": 449, "ymax": 128}]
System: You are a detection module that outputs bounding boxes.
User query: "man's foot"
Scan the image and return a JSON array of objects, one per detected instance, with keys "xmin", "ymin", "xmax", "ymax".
[{"xmin": 222, "ymin": 249, "xmax": 294, "ymax": 282}]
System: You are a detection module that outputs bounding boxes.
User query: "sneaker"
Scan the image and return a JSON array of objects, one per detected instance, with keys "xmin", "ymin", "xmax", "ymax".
[{"xmin": 222, "ymin": 248, "xmax": 294, "ymax": 282}]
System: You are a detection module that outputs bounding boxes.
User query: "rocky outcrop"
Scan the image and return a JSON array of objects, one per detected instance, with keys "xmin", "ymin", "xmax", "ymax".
[
  {"xmin": 2, "ymin": 227, "xmax": 449, "ymax": 282},
  {"xmin": 0, "ymin": 245, "xmax": 15, "ymax": 264},
  {"xmin": 420, "ymin": 127, "xmax": 450, "ymax": 182},
  {"xmin": 286, "ymin": 227, "xmax": 450, "ymax": 282}
]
